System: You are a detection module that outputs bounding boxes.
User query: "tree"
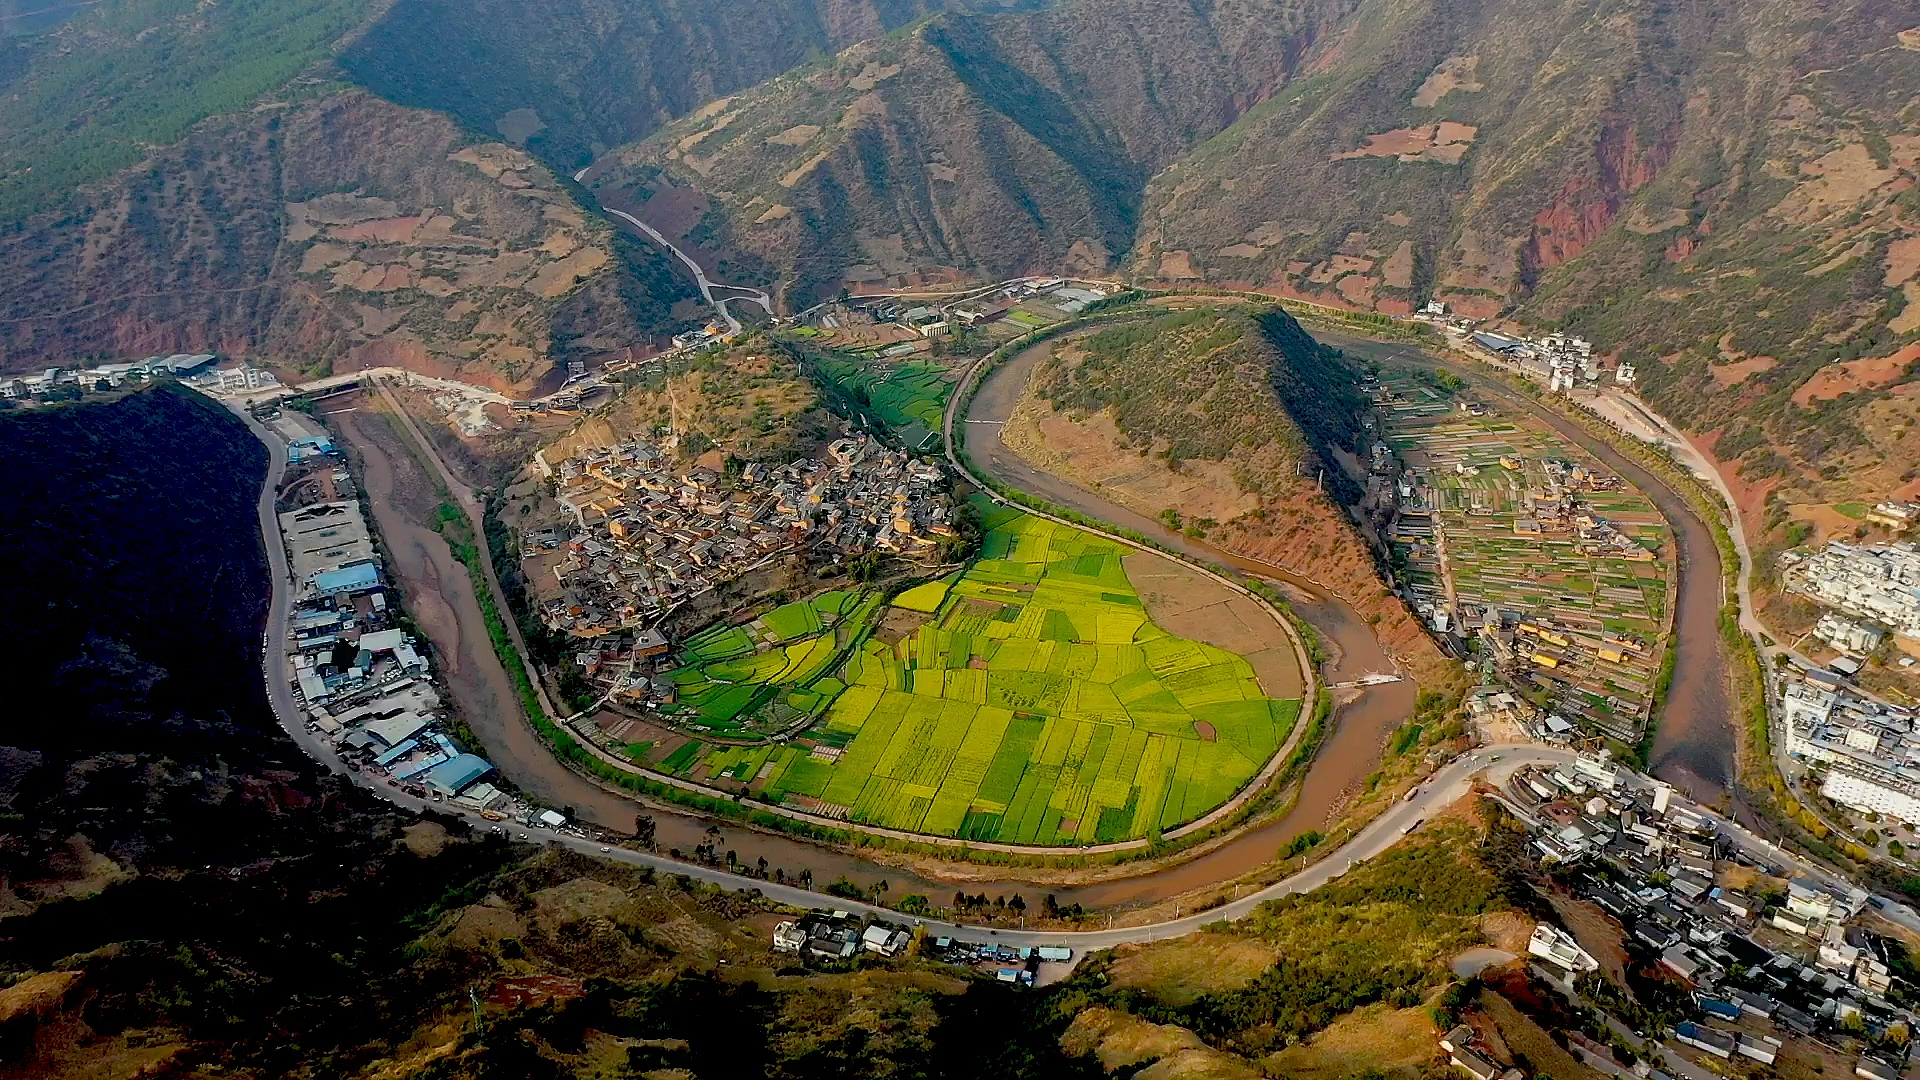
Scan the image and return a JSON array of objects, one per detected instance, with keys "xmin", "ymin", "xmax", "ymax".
[
  {"xmin": 635, "ymin": 814, "xmax": 656, "ymax": 850},
  {"xmin": 847, "ymin": 550, "xmax": 884, "ymax": 583},
  {"xmin": 954, "ymin": 891, "xmax": 968, "ymax": 911},
  {"xmin": 1008, "ymin": 894, "xmax": 1026, "ymax": 914},
  {"xmin": 757, "ymin": 855, "xmax": 768, "ymax": 877}
]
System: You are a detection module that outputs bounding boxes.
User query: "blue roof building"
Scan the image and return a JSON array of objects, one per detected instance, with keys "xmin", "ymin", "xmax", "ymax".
[
  {"xmin": 287, "ymin": 435, "xmax": 336, "ymax": 464},
  {"xmin": 424, "ymin": 753, "xmax": 492, "ymax": 796},
  {"xmin": 312, "ymin": 561, "xmax": 382, "ymax": 597}
]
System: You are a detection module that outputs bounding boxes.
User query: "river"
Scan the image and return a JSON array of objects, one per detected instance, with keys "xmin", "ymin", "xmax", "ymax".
[
  {"xmin": 333, "ymin": 312, "xmax": 1730, "ymax": 912},
  {"xmin": 953, "ymin": 330, "xmax": 1420, "ymax": 904},
  {"xmin": 1309, "ymin": 330, "xmax": 1735, "ymax": 804}
]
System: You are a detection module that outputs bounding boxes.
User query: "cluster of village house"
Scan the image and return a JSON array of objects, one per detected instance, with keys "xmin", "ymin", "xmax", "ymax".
[
  {"xmin": 267, "ymin": 418, "xmax": 518, "ymax": 820},
  {"xmin": 0, "ymin": 353, "xmax": 254, "ymax": 398},
  {"xmin": 770, "ymin": 909, "xmax": 1072, "ymax": 987},
  {"xmin": 1482, "ymin": 754, "xmax": 1912, "ymax": 1079},
  {"xmin": 803, "ymin": 277, "xmax": 1114, "ymax": 359},
  {"xmin": 1452, "ymin": 321, "xmax": 1636, "ymax": 391},
  {"xmin": 533, "ymin": 432, "xmax": 956, "ymax": 639},
  {"xmin": 1784, "ymin": 532, "xmax": 1920, "ymax": 640}
]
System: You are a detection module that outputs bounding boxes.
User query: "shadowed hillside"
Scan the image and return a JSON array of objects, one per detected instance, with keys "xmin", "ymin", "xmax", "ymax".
[
  {"xmin": 594, "ymin": 0, "xmax": 1353, "ymax": 307},
  {"xmin": 1003, "ymin": 305, "xmax": 1454, "ymax": 686}
]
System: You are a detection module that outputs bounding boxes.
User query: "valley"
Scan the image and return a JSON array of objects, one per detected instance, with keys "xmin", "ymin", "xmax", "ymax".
[{"xmin": 7, "ymin": 0, "xmax": 1920, "ymax": 1075}]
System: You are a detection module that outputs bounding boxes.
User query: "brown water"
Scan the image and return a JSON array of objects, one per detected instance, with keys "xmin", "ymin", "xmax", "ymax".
[
  {"xmin": 333, "ymin": 330, "xmax": 1425, "ymax": 911},
  {"xmin": 951, "ymin": 333, "xmax": 1418, "ymax": 905},
  {"xmin": 1311, "ymin": 331, "xmax": 1734, "ymax": 803}
]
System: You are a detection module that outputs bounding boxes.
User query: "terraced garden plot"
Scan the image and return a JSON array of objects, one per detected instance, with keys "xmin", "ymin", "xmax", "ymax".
[
  {"xmin": 662, "ymin": 590, "xmax": 885, "ymax": 735},
  {"xmin": 658, "ymin": 506, "xmax": 1301, "ymax": 844},
  {"xmin": 1378, "ymin": 369, "xmax": 1671, "ymax": 738},
  {"xmin": 804, "ymin": 353, "xmax": 957, "ymax": 451}
]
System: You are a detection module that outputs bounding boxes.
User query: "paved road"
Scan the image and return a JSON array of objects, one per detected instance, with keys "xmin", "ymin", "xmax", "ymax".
[
  {"xmin": 230, "ymin": 388, "xmax": 1583, "ymax": 944},
  {"xmin": 223, "ymin": 310, "xmax": 1920, "ymax": 948},
  {"xmin": 602, "ymin": 207, "xmax": 771, "ymax": 335}
]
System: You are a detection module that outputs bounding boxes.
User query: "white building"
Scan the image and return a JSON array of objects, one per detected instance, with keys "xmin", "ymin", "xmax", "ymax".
[
  {"xmin": 1527, "ymin": 924, "xmax": 1599, "ymax": 972},
  {"xmin": 1787, "ymin": 542, "xmax": 1920, "ymax": 637},
  {"xmin": 1821, "ymin": 763, "xmax": 1920, "ymax": 826},
  {"xmin": 1815, "ymin": 613, "xmax": 1886, "ymax": 655}
]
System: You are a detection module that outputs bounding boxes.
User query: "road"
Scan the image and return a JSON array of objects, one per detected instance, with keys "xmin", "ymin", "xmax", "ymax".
[
  {"xmin": 602, "ymin": 207, "xmax": 771, "ymax": 336},
  {"xmin": 223, "ymin": 300, "xmax": 1920, "ymax": 947},
  {"xmin": 368, "ymin": 375, "xmax": 561, "ymax": 722},
  {"xmin": 228, "ymin": 389, "xmax": 1589, "ymax": 944}
]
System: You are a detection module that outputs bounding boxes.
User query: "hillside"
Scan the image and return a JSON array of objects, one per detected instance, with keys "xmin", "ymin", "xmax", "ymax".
[
  {"xmin": 1136, "ymin": 0, "xmax": 1920, "ymax": 515},
  {"xmin": 545, "ymin": 335, "xmax": 843, "ymax": 464},
  {"xmin": 341, "ymin": 0, "xmax": 1049, "ymax": 173},
  {"xmin": 0, "ymin": 90, "xmax": 699, "ymax": 390},
  {"xmin": 588, "ymin": 0, "xmax": 1919, "ymax": 512},
  {"xmin": 1001, "ymin": 306, "xmax": 1453, "ymax": 686},
  {"xmin": 593, "ymin": 0, "xmax": 1351, "ymax": 307}
]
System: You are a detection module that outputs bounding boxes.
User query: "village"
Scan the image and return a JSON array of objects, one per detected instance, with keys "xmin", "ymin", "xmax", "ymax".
[
  {"xmin": 1366, "ymin": 367, "xmax": 1672, "ymax": 747},
  {"xmin": 1466, "ymin": 751, "xmax": 1917, "ymax": 1080},
  {"xmin": 528, "ymin": 430, "xmax": 959, "ymax": 648}
]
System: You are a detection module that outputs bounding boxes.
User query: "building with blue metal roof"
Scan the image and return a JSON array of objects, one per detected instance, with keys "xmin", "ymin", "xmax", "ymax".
[
  {"xmin": 423, "ymin": 753, "xmax": 493, "ymax": 796},
  {"xmin": 311, "ymin": 561, "xmax": 382, "ymax": 597}
]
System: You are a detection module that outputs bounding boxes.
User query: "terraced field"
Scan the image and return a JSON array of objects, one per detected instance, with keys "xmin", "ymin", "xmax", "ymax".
[
  {"xmin": 665, "ymin": 590, "xmax": 880, "ymax": 737},
  {"xmin": 1376, "ymin": 370, "xmax": 1672, "ymax": 742},
  {"xmin": 803, "ymin": 353, "xmax": 957, "ymax": 452},
  {"xmin": 637, "ymin": 505, "xmax": 1302, "ymax": 845}
]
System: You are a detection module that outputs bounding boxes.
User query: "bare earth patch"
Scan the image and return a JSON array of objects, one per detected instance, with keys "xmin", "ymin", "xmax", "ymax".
[
  {"xmin": 1709, "ymin": 355, "xmax": 1777, "ymax": 386},
  {"xmin": 1106, "ymin": 934, "xmax": 1280, "ymax": 1006},
  {"xmin": 1411, "ymin": 55, "xmax": 1483, "ymax": 108},
  {"xmin": 1791, "ymin": 342, "xmax": 1920, "ymax": 405},
  {"xmin": 1335, "ymin": 123, "xmax": 1477, "ymax": 163},
  {"xmin": 766, "ymin": 124, "xmax": 820, "ymax": 147},
  {"xmin": 402, "ymin": 821, "xmax": 449, "ymax": 857},
  {"xmin": 1788, "ymin": 502, "xmax": 1868, "ymax": 546},
  {"xmin": 1063, "ymin": 1006, "xmax": 1256, "ymax": 1078},
  {"xmin": 1545, "ymin": 895, "xmax": 1629, "ymax": 984},
  {"xmin": 1263, "ymin": 1002, "xmax": 1438, "ymax": 1080},
  {"xmin": 1159, "ymin": 250, "xmax": 1200, "ymax": 278},
  {"xmin": 1381, "ymin": 240, "xmax": 1415, "ymax": 288},
  {"xmin": 333, "ymin": 215, "xmax": 426, "ymax": 243},
  {"xmin": 1122, "ymin": 549, "xmax": 1305, "ymax": 698}
]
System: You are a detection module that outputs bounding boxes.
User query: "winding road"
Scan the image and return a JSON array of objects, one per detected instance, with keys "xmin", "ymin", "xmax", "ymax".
[
  {"xmin": 602, "ymin": 207, "xmax": 771, "ymax": 336},
  {"xmin": 228, "ymin": 378, "xmax": 1575, "ymax": 947},
  {"xmin": 224, "ymin": 313, "xmax": 1920, "ymax": 948}
]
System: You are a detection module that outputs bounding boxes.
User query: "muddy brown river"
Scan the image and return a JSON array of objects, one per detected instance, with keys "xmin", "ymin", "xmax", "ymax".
[
  {"xmin": 1312, "ymin": 330, "xmax": 1734, "ymax": 804},
  {"xmin": 337, "ymin": 315, "xmax": 1730, "ymax": 913}
]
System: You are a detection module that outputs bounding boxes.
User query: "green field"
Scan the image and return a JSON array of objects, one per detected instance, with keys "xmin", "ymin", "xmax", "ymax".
[
  {"xmin": 666, "ymin": 591, "xmax": 885, "ymax": 734},
  {"xmin": 662, "ymin": 506, "xmax": 1300, "ymax": 845},
  {"xmin": 804, "ymin": 353, "xmax": 954, "ymax": 451}
]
